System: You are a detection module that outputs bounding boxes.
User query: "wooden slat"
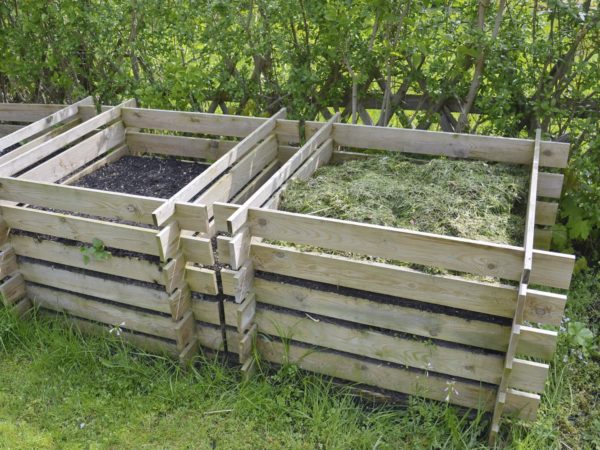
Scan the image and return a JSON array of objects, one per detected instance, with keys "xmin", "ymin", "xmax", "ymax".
[
  {"xmin": 215, "ymin": 203, "xmax": 574, "ymax": 290},
  {"xmin": 172, "ymin": 202, "xmax": 210, "ymax": 233},
  {"xmin": 242, "ymin": 208, "xmax": 536, "ymax": 281},
  {"xmin": 252, "ymin": 242, "xmax": 518, "ymax": 318},
  {"xmin": 10, "ymin": 234, "xmax": 165, "ymax": 286},
  {"xmin": 231, "ymin": 159, "xmax": 280, "ymax": 204},
  {"xmin": 331, "ymin": 123, "xmax": 570, "ymax": 168},
  {"xmin": 190, "ymin": 298, "xmax": 221, "ymax": 325},
  {"xmin": 517, "ymin": 326, "xmax": 557, "ymax": 360},
  {"xmin": 0, "ymin": 99, "xmax": 134, "ymax": 177},
  {"xmin": 510, "ymin": 359, "xmax": 549, "ymax": 393},
  {"xmin": 489, "ymin": 130, "xmax": 543, "ymax": 443},
  {"xmin": 504, "ymin": 389, "xmax": 540, "ymax": 421},
  {"xmin": 20, "ymin": 260, "xmax": 170, "ymax": 313},
  {"xmin": 30, "ymin": 285, "xmax": 176, "ymax": 340},
  {"xmin": 2, "ymin": 204, "xmax": 159, "ymax": 256},
  {"xmin": 246, "ymin": 331, "xmax": 497, "ymax": 411},
  {"xmin": 126, "ymin": 131, "xmax": 237, "ymax": 159},
  {"xmin": 61, "ymin": 145, "xmax": 129, "ymax": 185},
  {"xmin": 40, "ymin": 310, "xmax": 179, "ymax": 357},
  {"xmin": 534, "ymin": 228, "xmax": 552, "ymax": 250},
  {"xmin": 195, "ymin": 134, "xmax": 279, "ymax": 211},
  {"xmin": 530, "ymin": 249, "xmax": 574, "ymax": 289},
  {"xmin": 291, "ymin": 138, "xmax": 334, "ymax": 181},
  {"xmin": 525, "ymin": 289, "xmax": 566, "ymax": 325},
  {"xmin": 226, "ymin": 114, "xmax": 339, "ymax": 234},
  {"xmin": 0, "ymin": 103, "xmax": 65, "ymax": 122},
  {"xmin": 0, "ymin": 118, "xmax": 81, "ymax": 167},
  {"xmin": 152, "ymin": 108, "xmax": 286, "ymax": 226},
  {"xmin": 0, "ymin": 273, "xmax": 26, "ymax": 306},
  {"xmin": 185, "ymin": 265, "xmax": 218, "ymax": 295},
  {"xmin": 254, "ymin": 278, "xmax": 509, "ymax": 351},
  {"xmin": 196, "ymin": 322, "xmax": 226, "ymax": 351},
  {"xmin": 0, "ymin": 176, "xmax": 162, "ymax": 224},
  {"xmin": 21, "ymin": 121, "xmax": 126, "ymax": 182},
  {"xmin": 122, "ymin": 107, "xmax": 265, "ymax": 137},
  {"xmin": 180, "ymin": 233, "xmax": 214, "ymax": 265},
  {"xmin": 256, "ymin": 307, "xmax": 504, "ymax": 383},
  {"xmin": 537, "ymin": 172, "xmax": 564, "ymax": 199},
  {"xmin": 0, "ymin": 97, "xmax": 93, "ymax": 152},
  {"xmin": 535, "ymin": 201, "xmax": 559, "ymax": 226}
]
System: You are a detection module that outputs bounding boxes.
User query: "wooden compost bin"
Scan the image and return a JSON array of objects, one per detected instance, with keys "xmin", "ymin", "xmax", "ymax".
[
  {"xmin": 0, "ymin": 102, "xmax": 297, "ymax": 362},
  {"xmin": 213, "ymin": 117, "xmax": 575, "ymax": 442}
]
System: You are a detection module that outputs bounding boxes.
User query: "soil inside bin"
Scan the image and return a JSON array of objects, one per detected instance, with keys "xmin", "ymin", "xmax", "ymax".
[{"xmin": 72, "ymin": 155, "xmax": 209, "ymax": 199}]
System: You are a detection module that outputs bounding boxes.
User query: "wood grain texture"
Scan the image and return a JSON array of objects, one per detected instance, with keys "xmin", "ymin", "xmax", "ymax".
[
  {"xmin": 10, "ymin": 234, "xmax": 164, "ymax": 285},
  {"xmin": 20, "ymin": 260, "xmax": 170, "ymax": 313},
  {"xmin": 2, "ymin": 204, "xmax": 159, "ymax": 256},
  {"xmin": 0, "ymin": 175, "xmax": 162, "ymax": 224}
]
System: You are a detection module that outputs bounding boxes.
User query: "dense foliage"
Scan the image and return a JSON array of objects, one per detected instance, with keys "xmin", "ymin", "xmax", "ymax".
[{"xmin": 0, "ymin": 0, "xmax": 598, "ymax": 260}]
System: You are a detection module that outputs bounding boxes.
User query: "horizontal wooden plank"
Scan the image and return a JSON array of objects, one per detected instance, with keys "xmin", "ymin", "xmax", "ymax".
[
  {"xmin": 0, "ymin": 100, "xmax": 133, "ymax": 177},
  {"xmin": 231, "ymin": 159, "xmax": 280, "ymax": 204},
  {"xmin": 524, "ymin": 289, "xmax": 566, "ymax": 326},
  {"xmin": 215, "ymin": 204, "xmax": 573, "ymax": 289},
  {"xmin": 180, "ymin": 233, "xmax": 214, "ymax": 266},
  {"xmin": 39, "ymin": 310, "xmax": 179, "ymax": 357},
  {"xmin": 0, "ymin": 103, "xmax": 65, "ymax": 122},
  {"xmin": 504, "ymin": 389, "xmax": 540, "ymax": 421},
  {"xmin": 122, "ymin": 107, "xmax": 265, "ymax": 137},
  {"xmin": 510, "ymin": 359, "xmax": 549, "ymax": 394},
  {"xmin": 252, "ymin": 242, "xmax": 518, "ymax": 318},
  {"xmin": 254, "ymin": 278, "xmax": 509, "ymax": 351},
  {"xmin": 185, "ymin": 265, "xmax": 218, "ymax": 295},
  {"xmin": 245, "ymin": 331, "xmax": 497, "ymax": 411},
  {"xmin": 20, "ymin": 260, "xmax": 170, "ymax": 313},
  {"xmin": 534, "ymin": 228, "xmax": 552, "ymax": 250},
  {"xmin": 245, "ymin": 208, "xmax": 523, "ymax": 280},
  {"xmin": 190, "ymin": 298, "xmax": 221, "ymax": 326},
  {"xmin": 530, "ymin": 250, "xmax": 574, "ymax": 289},
  {"xmin": 62, "ymin": 144, "xmax": 128, "ymax": 185},
  {"xmin": 331, "ymin": 124, "xmax": 569, "ymax": 168},
  {"xmin": 30, "ymin": 284, "xmax": 175, "ymax": 340},
  {"xmin": 256, "ymin": 307, "xmax": 504, "ymax": 383},
  {"xmin": 517, "ymin": 326, "xmax": 557, "ymax": 360},
  {"xmin": 10, "ymin": 234, "xmax": 165, "ymax": 286},
  {"xmin": 172, "ymin": 202, "xmax": 210, "ymax": 233},
  {"xmin": 196, "ymin": 323, "xmax": 226, "ymax": 351},
  {"xmin": 0, "ymin": 97, "xmax": 92, "ymax": 152},
  {"xmin": 0, "ymin": 118, "xmax": 81, "ymax": 167},
  {"xmin": 126, "ymin": 131, "xmax": 237, "ymax": 159},
  {"xmin": 195, "ymin": 134, "xmax": 279, "ymax": 211},
  {"xmin": 226, "ymin": 115, "xmax": 337, "ymax": 235},
  {"xmin": 21, "ymin": 121, "xmax": 126, "ymax": 182},
  {"xmin": 535, "ymin": 201, "xmax": 559, "ymax": 226},
  {"xmin": 537, "ymin": 172, "xmax": 564, "ymax": 199},
  {"xmin": 0, "ymin": 176, "xmax": 162, "ymax": 225},
  {"xmin": 2, "ymin": 205, "xmax": 160, "ymax": 256}
]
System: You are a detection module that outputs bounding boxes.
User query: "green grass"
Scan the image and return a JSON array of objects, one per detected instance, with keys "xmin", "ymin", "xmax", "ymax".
[{"xmin": 1, "ymin": 268, "xmax": 598, "ymax": 449}]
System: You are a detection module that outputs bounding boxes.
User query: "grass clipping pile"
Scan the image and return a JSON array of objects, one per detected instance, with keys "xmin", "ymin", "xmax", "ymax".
[{"xmin": 278, "ymin": 154, "xmax": 528, "ymax": 272}]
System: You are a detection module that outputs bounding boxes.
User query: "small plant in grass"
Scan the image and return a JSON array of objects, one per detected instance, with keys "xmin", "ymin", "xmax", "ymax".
[
  {"xmin": 80, "ymin": 238, "xmax": 111, "ymax": 264},
  {"xmin": 566, "ymin": 321, "xmax": 597, "ymax": 359}
]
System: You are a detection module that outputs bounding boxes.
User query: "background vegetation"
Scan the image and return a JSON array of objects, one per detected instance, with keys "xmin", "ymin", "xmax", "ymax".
[{"xmin": 0, "ymin": 0, "xmax": 598, "ymax": 262}]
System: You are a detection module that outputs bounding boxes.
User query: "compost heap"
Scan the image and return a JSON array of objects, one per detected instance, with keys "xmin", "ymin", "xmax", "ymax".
[{"xmin": 279, "ymin": 154, "xmax": 528, "ymax": 249}]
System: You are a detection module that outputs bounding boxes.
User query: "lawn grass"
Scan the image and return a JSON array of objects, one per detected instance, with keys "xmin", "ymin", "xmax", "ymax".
[{"xmin": 1, "ymin": 268, "xmax": 598, "ymax": 449}]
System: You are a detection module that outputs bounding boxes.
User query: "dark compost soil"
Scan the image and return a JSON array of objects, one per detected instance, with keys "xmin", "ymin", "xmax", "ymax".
[{"xmin": 72, "ymin": 155, "xmax": 209, "ymax": 199}]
